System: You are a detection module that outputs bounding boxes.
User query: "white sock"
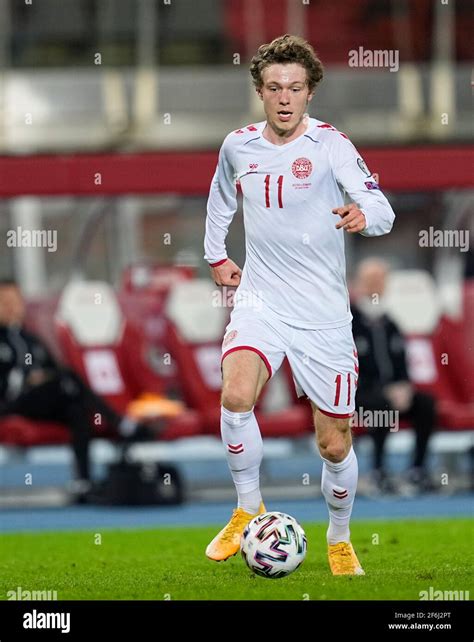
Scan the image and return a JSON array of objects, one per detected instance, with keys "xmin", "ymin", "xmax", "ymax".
[
  {"xmin": 321, "ymin": 446, "xmax": 358, "ymax": 545},
  {"xmin": 221, "ymin": 405, "xmax": 263, "ymax": 514}
]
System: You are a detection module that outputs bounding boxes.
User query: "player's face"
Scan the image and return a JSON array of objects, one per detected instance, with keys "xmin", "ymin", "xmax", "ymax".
[{"xmin": 258, "ymin": 63, "xmax": 314, "ymax": 138}]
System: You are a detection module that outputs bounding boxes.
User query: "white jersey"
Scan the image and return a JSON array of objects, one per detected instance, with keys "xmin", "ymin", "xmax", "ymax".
[{"xmin": 204, "ymin": 117, "xmax": 395, "ymax": 329}]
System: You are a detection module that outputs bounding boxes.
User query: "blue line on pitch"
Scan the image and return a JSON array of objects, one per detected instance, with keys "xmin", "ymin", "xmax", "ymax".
[{"xmin": 0, "ymin": 495, "xmax": 472, "ymax": 533}]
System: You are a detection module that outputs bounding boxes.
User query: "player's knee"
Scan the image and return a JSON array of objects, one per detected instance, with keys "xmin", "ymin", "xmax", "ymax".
[
  {"xmin": 221, "ymin": 382, "xmax": 256, "ymax": 412},
  {"xmin": 321, "ymin": 441, "xmax": 347, "ymax": 463},
  {"xmin": 318, "ymin": 428, "xmax": 351, "ymax": 463}
]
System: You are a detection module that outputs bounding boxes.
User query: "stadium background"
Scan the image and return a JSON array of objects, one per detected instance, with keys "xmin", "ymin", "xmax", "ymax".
[{"xmin": 0, "ymin": 0, "xmax": 473, "ymax": 606}]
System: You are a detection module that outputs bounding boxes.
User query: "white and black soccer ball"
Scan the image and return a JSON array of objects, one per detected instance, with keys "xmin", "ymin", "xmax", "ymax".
[{"xmin": 240, "ymin": 512, "xmax": 307, "ymax": 579}]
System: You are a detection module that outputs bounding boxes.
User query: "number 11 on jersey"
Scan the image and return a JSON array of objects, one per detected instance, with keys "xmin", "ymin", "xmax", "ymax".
[{"xmin": 264, "ymin": 175, "xmax": 284, "ymax": 209}]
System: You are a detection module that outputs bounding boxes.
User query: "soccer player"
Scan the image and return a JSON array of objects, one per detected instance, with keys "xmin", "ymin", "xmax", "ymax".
[{"xmin": 203, "ymin": 35, "xmax": 395, "ymax": 575}]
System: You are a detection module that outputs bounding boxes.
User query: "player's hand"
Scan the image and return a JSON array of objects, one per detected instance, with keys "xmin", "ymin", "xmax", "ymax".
[
  {"xmin": 210, "ymin": 258, "xmax": 242, "ymax": 286},
  {"xmin": 333, "ymin": 203, "xmax": 367, "ymax": 233}
]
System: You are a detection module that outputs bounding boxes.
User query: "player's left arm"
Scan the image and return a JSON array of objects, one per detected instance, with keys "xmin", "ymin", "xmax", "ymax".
[{"xmin": 330, "ymin": 135, "xmax": 395, "ymax": 236}]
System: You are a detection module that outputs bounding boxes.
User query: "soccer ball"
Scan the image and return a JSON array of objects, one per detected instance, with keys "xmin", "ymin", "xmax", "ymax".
[{"xmin": 240, "ymin": 511, "xmax": 307, "ymax": 579}]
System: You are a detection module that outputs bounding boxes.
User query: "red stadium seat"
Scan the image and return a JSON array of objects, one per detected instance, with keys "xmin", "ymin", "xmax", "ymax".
[
  {"xmin": 384, "ymin": 271, "xmax": 473, "ymax": 430},
  {"xmin": 438, "ymin": 282, "xmax": 474, "ymax": 404},
  {"xmin": 0, "ymin": 415, "xmax": 69, "ymax": 446},
  {"xmin": 425, "ymin": 282, "xmax": 474, "ymax": 429},
  {"xmin": 117, "ymin": 263, "xmax": 196, "ymax": 398},
  {"xmin": 54, "ymin": 280, "xmax": 202, "ymax": 440},
  {"xmin": 121, "ymin": 262, "xmax": 195, "ymax": 295}
]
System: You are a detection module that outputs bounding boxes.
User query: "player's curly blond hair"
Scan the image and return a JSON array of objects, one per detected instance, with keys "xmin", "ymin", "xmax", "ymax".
[{"xmin": 250, "ymin": 34, "xmax": 324, "ymax": 92}]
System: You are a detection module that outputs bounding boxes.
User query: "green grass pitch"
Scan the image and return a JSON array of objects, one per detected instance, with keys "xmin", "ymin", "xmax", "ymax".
[{"xmin": 0, "ymin": 518, "xmax": 472, "ymax": 600}]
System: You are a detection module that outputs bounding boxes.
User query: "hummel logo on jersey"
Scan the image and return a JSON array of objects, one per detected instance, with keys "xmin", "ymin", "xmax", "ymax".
[
  {"xmin": 249, "ymin": 163, "xmax": 258, "ymax": 170},
  {"xmin": 227, "ymin": 443, "xmax": 244, "ymax": 454}
]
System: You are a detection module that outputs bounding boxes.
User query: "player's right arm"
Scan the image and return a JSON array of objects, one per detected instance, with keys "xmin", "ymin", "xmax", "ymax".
[{"xmin": 204, "ymin": 136, "xmax": 242, "ymax": 286}]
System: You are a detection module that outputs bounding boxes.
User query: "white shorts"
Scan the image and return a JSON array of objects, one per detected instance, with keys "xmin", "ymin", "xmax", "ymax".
[{"xmin": 221, "ymin": 307, "xmax": 358, "ymax": 418}]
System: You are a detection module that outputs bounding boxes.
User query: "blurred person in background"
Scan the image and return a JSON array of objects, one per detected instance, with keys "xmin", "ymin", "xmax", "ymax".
[
  {"xmin": 352, "ymin": 259, "xmax": 437, "ymax": 494},
  {"xmin": 0, "ymin": 279, "xmax": 151, "ymax": 502}
]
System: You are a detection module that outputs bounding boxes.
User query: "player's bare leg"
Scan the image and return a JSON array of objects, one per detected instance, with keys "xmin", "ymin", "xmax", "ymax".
[
  {"xmin": 205, "ymin": 349, "xmax": 268, "ymax": 561},
  {"xmin": 221, "ymin": 349, "xmax": 269, "ymax": 412},
  {"xmin": 312, "ymin": 403, "xmax": 365, "ymax": 576}
]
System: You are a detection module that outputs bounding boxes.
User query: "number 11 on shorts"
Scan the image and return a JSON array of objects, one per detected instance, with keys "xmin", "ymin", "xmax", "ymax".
[{"xmin": 334, "ymin": 373, "xmax": 352, "ymax": 407}]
